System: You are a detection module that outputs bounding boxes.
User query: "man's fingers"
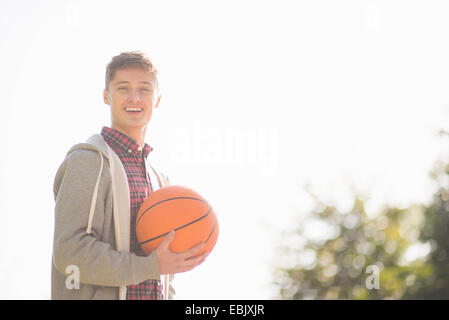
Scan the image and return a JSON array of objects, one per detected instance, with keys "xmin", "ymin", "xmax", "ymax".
[
  {"xmin": 156, "ymin": 232, "xmax": 211, "ymax": 274},
  {"xmin": 181, "ymin": 255, "xmax": 207, "ymax": 273},
  {"xmin": 181, "ymin": 242, "xmax": 206, "ymax": 259},
  {"xmin": 184, "ymin": 250, "xmax": 208, "ymax": 264}
]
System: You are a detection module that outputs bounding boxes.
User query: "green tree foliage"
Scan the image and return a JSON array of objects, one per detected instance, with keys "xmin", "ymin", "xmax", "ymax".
[
  {"xmin": 273, "ymin": 193, "xmax": 433, "ymax": 299},
  {"xmin": 274, "ymin": 132, "xmax": 449, "ymax": 299},
  {"xmin": 401, "ymin": 161, "xmax": 449, "ymax": 299}
]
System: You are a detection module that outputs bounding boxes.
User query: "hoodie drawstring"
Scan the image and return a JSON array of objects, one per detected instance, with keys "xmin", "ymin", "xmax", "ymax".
[{"xmin": 87, "ymin": 151, "xmax": 104, "ymax": 234}]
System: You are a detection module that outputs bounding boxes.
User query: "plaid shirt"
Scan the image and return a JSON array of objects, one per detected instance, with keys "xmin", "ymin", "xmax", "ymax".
[{"xmin": 101, "ymin": 126, "xmax": 163, "ymax": 300}]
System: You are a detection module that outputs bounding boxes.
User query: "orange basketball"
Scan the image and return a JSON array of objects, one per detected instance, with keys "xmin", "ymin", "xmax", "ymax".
[{"xmin": 136, "ymin": 185, "xmax": 219, "ymax": 259}]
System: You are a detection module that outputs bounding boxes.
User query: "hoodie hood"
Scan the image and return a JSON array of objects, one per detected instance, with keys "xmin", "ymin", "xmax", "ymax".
[
  {"xmin": 54, "ymin": 135, "xmax": 111, "ymax": 200},
  {"xmin": 66, "ymin": 134, "xmax": 111, "ymax": 161}
]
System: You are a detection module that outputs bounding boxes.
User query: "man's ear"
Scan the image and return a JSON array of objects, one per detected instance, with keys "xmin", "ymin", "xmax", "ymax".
[
  {"xmin": 103, "ymin": 89, "xmax": 110, "ymax": 105},
  {"xmin": 154, "ymin": 94, "xmax": 162, "ymax": 108}
]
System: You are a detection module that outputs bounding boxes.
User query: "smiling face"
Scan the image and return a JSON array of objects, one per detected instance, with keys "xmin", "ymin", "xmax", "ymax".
[{"xmin": 103, "ymin": 67, "xmax": 161, "ymax": 141}]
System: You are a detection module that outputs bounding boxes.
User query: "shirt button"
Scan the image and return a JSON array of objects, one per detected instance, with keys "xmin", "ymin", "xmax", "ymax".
[
  {"xmin": 128, "ymin": 149, "xmax": 132, "ymax": 153},
  {"xmin": 137, "ymin": 146, "xmax": 142, "ymax": 152}
]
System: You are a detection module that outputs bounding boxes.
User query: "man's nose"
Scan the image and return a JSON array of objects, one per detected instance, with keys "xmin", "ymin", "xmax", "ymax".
[{"xmin": 128, "ymin": 90, "xmax": 142, "ymax": 101}]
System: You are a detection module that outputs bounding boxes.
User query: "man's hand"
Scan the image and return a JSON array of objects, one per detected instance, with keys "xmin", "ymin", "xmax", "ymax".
[{"xmin": 155, "ymin": 230, "xmax": 208, "ymax": 274}]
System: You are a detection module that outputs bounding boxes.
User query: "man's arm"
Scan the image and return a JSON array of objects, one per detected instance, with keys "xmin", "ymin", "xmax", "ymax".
[{"xmin": 53, "ymin": 150, "xmax": 161, "ymax": 287}]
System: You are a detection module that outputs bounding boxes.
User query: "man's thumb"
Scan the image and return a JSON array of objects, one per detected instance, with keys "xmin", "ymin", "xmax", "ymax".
[{"xmin": 161, "ymin": 230, "xmax": 175, "ymax": 248}]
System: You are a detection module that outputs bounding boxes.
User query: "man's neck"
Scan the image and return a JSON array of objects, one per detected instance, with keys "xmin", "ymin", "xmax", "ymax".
[{"xmin": 111, "ymin": 124, "xmax": 146, "ymax": 147}]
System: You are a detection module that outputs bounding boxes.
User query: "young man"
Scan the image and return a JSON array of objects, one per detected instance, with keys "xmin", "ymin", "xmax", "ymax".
[{"xmin": 51, "ymin": 51, "xmax": 207, "ymax": 300}]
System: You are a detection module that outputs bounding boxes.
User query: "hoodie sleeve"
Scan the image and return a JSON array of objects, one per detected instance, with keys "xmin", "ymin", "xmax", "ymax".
[{"xmin": 52, "ymin": 149, "xmax": 161, "ymax": 287}]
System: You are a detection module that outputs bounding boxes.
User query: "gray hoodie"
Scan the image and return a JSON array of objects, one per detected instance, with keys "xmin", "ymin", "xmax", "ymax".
[{"xmin": 51, "ymin": 134, "xmax": 172, "ymax": 300}]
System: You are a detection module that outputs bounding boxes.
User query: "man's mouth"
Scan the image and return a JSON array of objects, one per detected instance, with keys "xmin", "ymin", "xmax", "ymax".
[{"xmin": 124, "ymin": 107, "xmax": 143, "ymax": 112}]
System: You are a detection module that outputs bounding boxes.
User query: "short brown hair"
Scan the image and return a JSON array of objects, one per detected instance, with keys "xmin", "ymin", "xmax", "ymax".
[{"xmin": 105, "ymin": 51, "xmax": 159, "ymax": 92}]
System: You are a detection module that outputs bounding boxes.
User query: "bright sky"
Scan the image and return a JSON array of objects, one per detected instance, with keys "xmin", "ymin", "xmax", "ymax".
[{"xmin": 1, "ymin": 0, "xmax": 449, "ymax": 299}]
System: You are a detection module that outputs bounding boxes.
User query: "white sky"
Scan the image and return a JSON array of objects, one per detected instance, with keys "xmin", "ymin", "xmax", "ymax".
[{"xmin": 1, "ymin": 0, "xmax": 449, "ymax": 299}]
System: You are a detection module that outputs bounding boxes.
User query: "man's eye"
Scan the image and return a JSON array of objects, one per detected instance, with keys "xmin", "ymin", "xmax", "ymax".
[
  {"xmin": 141, "ymin": 88, "xmax": 151, "ymax": 92},
  {"xmin": 118, "ymin": 87, "xmax": 128, "ymax": 90}
]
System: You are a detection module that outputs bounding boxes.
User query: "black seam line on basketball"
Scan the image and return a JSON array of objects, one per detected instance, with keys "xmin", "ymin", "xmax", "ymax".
[
  {"xmin": 139, "ymin": 206, "xmax": 211, "ymax": 246},
  {"xmin": 136, "ymin": 197, "xmax": 209, "ymax": 226},
  {"xmin": 205, "ymin": 217, "xmax": 217, "ymax": 243}
]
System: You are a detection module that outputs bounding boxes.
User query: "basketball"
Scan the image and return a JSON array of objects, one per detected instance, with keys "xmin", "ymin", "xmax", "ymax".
[{"xmin": 136, "ymin": 185, "xmax": 219, "ymax": 259}]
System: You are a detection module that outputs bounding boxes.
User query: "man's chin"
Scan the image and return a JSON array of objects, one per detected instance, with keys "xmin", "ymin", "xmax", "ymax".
[{"xmin": 112, "ymin": 120, "xmax": 150, "ymax": 132}]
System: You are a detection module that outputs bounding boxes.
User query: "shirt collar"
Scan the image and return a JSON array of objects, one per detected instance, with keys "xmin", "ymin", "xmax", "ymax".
[{"xmin": 101, "ymin": 126, "xmax": 153, "ymax": 158}]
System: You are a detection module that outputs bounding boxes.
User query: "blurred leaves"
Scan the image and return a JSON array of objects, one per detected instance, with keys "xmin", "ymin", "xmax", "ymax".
[{"xmin": 273, "ymin": 159, "xmax": 449, "ymax": 299}]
